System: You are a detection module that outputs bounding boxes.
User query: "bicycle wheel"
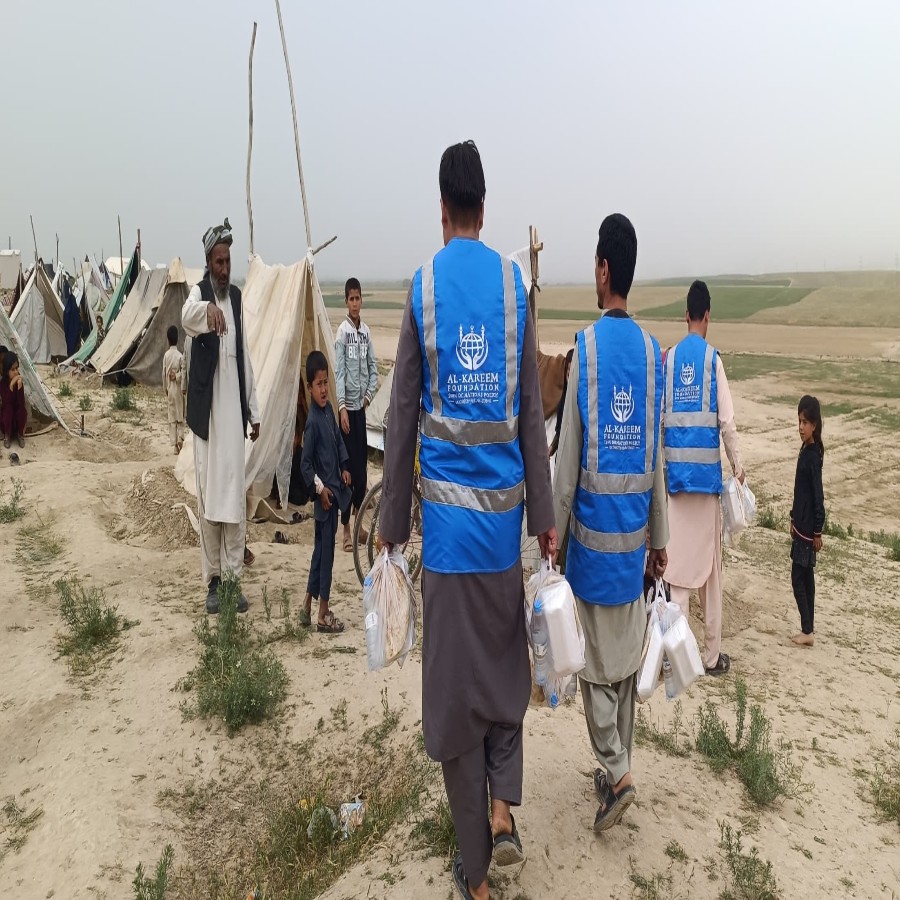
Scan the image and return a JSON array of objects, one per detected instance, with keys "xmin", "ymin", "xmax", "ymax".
[{"xmin": 353, "ymin": 481, "xmax": 383, "ymax": 586}]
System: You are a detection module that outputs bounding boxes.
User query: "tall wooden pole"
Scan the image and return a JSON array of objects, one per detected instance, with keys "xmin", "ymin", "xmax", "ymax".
[
  {"xmin": 137, "ymin": 228, "xmax": 141, "ymax": 267},
  {"xmin": 30, "ymin": 215, "xmax": 38, "ymax": 265},
  {"xmin": 117, "ymin": 215, "xmax": 124, "ymax": 276},
  {"xmin": 246, "ymin": 21, "xmax": 258, "ymax": 256},
  {"xmin": 274, "ymin": 0, "xmax": 313, "ymax": 250}
]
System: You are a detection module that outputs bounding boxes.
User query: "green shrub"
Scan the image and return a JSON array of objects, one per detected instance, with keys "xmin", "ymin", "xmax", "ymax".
[
  {"xmin": 133, "ymin": 844, "xmax": 174, "ymax": 900},
  {"xmin": 79, "ymin": 394, "xmax": 93, "ymax": 411},
  {"xmin": 870, "ymin": 732, "xmax": 900, "ymax": 826},
  {"xmin": 111, "ymin": 386, "xmax": 137, "ymax": 411},
  {"xmin": 182, "ymin": 574, "xmax": 288, "ymax": 734},
  {"xmin": 0, "ymin": 479, "xmax": 25, "ymax": 524},
  {"xmin": 718, "ymin": 822, "xmax": 780, "ymax": 899},
  {"xmin": 757, "ymin": 505, "xmax": 780, "ymax": 531},
  {"xmin": 696, "ymin": 679, "xmax": 802, "ymax": 806},
  {"xmin": 58, "ymin": 381, "xmax": 73, "ymax": 398}
]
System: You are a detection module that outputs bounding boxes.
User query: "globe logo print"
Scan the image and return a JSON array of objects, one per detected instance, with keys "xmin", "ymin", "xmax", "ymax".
[
  {"xmin": 611, "ymin": 384, "xmax": 635, "ymax": 424},
  {"xmin": 680, "ymin": 362, "xmax": 695, "ymax": 386},
  {"xmin": 456, "ymin": 324, "xmax": 489, "ymax": 371}
]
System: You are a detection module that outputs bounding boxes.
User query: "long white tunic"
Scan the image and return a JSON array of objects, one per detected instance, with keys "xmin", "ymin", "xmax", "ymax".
[{"xmin": 182, "ymin": 285, "xmax": 260, "ymax": 524}]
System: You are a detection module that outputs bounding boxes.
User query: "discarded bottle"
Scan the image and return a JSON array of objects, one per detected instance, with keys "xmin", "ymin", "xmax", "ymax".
[
  {"xmin": 663, "ymin": 654, "xmax": 676, "ymax": 700},
  {"xmin": 532, "ymin": 598, "xmax": 550, "ymax": 686}
]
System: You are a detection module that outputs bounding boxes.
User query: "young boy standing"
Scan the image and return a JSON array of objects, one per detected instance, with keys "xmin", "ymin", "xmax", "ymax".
[
  {"xmin": 161, "ymin": 325, "xmax": 186, "ymax": 454},
  {"xmin": 334, "ymin": 277, "xmax": 378, "ymax": 552},
  {"xmin": 300, "ymin": 351, "xmax": 352, "ymax": 633}
]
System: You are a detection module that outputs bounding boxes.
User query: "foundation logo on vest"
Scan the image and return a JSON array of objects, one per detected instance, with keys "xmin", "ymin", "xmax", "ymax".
[
  {"xmin": 680, "ymin": 361, "xmax": 695, "ymax": 386},
  {"xmin": 611, "ymin": 384, "xmax": 635, "ymax": 424},
  {"xmin": 447, "ymin": 324, "xmax": 500, "ymax": 405},
  {"xmin": 456, "ymin": 325, "xmax": 489, "ymax": 371}
]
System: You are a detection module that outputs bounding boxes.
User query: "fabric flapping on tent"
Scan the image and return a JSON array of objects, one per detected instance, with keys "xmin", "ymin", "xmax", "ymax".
[
  {"xmin": 90, "ymin": 265, "xmax": 172, "ymax": 376},
  {"xmin": 0, "ymin": 302, "xmax": 69, "ymax": 430},
  {"xmin": 175, "ymin": 252, "xmax": 337, "ymax": 510},
  {"xmin": 0, "ymin": 250, "xmax": 22, "ymax": 290},
  {"xmin": 67, "ymin": 247, "xmax": 140, "ymax": 365},
  {"xmin": 365, "ymin": 366, "xmax": 392, "ymax": 451},
  {"xmin": 10, "ymin": 264, "xmax": 67, "ymax": 363}
]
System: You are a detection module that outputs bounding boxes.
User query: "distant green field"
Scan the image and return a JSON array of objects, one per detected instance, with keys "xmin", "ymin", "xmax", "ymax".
[
  {"xmin": 322, "ymin": 293, "xmax": 404, "ymax": 310},
  {"xmin": 646, "ymin": 276, "xmax": 792, "ymax": 288},
  {"xmin": 722, "ymin": 353, "xmax": 899, "ymax": 400},
  {"xmin": 642, "ymin": 286, "xmax": 813, "ymax": 321}
]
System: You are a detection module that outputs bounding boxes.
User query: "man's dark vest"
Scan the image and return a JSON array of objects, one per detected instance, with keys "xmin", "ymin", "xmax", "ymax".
[{"xmin": 186, "ymin": 278, "xmax": 251, "ymax": 441}]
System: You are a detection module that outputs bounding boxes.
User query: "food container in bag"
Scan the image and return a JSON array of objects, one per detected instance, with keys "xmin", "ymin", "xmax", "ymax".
[
  {"xmin": 637, "ymin": 621, "xmax": 665, "ymax": 701},
  {"xmin": 662, "ymin": 616, "xmax": 705, "ymax": 690},
  {"xmin": 538, "ymin": 578, "xmax": 585, "ymax": 677}
]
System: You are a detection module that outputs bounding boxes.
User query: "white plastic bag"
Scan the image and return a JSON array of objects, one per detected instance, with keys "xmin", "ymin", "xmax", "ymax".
[
  {"xmin": 661, "ymin": 616, "xmax": 705, "ymax": 698},
  {"xmin": 525, "ymin": 560, "xmax": 585, "ymax": 677},
  {"xmin": 362, "ymin": 547, "xmax": 418, "ymax": 671},
  {"xmin": 722, "ymin": 476, "xmax": 757, "ymax": 547},
  {"xmin": 637, "ymin": 617, "xmax": 665, "ymax": 702}
]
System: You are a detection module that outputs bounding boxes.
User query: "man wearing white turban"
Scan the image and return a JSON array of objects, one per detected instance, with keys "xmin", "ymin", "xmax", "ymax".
[{"xmin": 182, "ymin": 218, "xmax": 260, "ymax": 612}]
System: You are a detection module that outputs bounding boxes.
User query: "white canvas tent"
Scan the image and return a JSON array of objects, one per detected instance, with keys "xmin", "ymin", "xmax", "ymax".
[
  {"xmin": 90, "ymin": 262, "xmax": 184, "ymax": 378},
  {"xmin": 10, "ymin": 264, "xmax": 66, "ymax": 363},
  {"xmin": 175, "ymin": 252, "xmax": 337, "ymax": 511},
  {"xmin": 0, "ymin": 301, "xmax": 69, "ymax": 430},
  {"xmin": 0, "ymin": 250, "xmax": 22, "ymax": 290}
]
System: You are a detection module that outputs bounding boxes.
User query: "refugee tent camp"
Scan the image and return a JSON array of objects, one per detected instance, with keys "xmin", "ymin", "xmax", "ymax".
[
  {"xmin": 90, "ymin": 260, "xmax": 190, "ymax": 384},
  {"xmin": 9, "ymin": 262, "xmax": 67, "ymax": 363},
  {"xmin": 175, "ymin": 252, "xmax": 336, "ymax": 512},
  {"xmin": 0, "ymin": 301, "xmax": 69, "ymax": 430}
]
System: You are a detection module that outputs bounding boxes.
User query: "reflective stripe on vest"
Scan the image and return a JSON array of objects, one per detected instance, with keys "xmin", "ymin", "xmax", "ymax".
[
  {"xmin": 566, "ymin": 315, "xmax": 662, "ymax": 606},
  {"xmin": 412, "ymin": 241, "xmax": 526, "ymax": 574},
  {"xmin": 664, "ymin": 334, "xmax": 722, "ymax": 495}
]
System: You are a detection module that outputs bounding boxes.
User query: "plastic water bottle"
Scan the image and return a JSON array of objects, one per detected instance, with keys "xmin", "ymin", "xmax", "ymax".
[
  {"xmin": 363, "ymin": 575, "xmax": 382, "ymax": 671},
  {"xmin": 663, "ymin": 654, "xmax": 676, "ymax": 700},
  {"xmin": 532, "ymin": 599, "xmax": 550, "ymax": 686}
]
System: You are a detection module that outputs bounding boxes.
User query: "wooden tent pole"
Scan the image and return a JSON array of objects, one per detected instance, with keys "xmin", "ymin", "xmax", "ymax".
[
  {"xmin": 30, "ymin": 215, "xmax": 38, "ymax": 266},
  {"xmin": 311, "ymin": 235, "xmax": 337, "ymax": 256},
  {"xmin": 117, "ymin": 216, "xmax": 124, "ymax": 276},
  {"xmin": 246, "ymin": 21, "xmax": 258, "ymax": 256},
  {"xmin": 137, "ymin": 228, "xmax": 141, "ymax": 267},
  {"xmin": 274, "ymin": 0, "xmax": 313, "ymax": 250}
]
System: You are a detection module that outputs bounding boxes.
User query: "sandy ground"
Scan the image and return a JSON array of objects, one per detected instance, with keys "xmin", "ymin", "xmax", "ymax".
[{"xmin": 1, "ymin": 318, "xmax": 899, "ymax": 899}]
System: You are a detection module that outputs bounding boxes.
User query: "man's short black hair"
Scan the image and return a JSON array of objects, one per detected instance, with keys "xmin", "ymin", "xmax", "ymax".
[
  {"xmin": 596, "ymin": 214, "xmax": 637, "ymax": 299},
  {"xmin": 166, "ymin": 325, "xmax": 179, "ymax": 345},
  {"xmin": 345, "ymin": 277, "xmax": 361, "ymax": 300},
  {"xmin": 306, "ymin": 350, "xmax": 328, "ymax": 384},
  {"xmin": 439, "ymin": 140, "xmax": 485, "ymax": 229},
  {"xmin": 686, "ymin": 280, "xmax": 711, "ymax": 321}
]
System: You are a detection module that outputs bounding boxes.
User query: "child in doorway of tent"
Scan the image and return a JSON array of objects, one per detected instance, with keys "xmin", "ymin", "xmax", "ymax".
[
  {"xmin": 95, "ymin": 314, "xmax": 105, "ymax": 346},
  {"xmin": 161, "ymin": 325, "xmax": 186, "ymax": 454},
  {"xmin": 1, "ymin": 351, "xmax": 27, "ymax": 450},
  {"xmin": 0, "ymin": 345, "xmax": 8, "ymax": 438},
  {"xmin": 789, "ymin": 395, "xmax": 826, "ymax": 647},
  {"xmin": 300, "ymin": 350, "xmax": 351, "ymax": 634},
  {"xmin": 335, "ymin": 277, "xmax": 378, "ymax": 553}
]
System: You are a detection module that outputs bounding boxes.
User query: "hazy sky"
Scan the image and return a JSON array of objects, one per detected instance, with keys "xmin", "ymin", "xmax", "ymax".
[{"xmin": 4, "ymin": 1, "xmax": 900, "ymax": 282}]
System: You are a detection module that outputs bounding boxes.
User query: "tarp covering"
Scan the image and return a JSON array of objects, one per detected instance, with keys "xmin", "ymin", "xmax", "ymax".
[
  {"xmin": 10, "ymin": 265, "xmax": 66, "ymax": 363},
  {"xmin": 0, "ymin": 301, "xmax": 68, "ymax": 429},
  {"xmin": 0, "ymin": 250, "xmax": 22, "ymax": 289},
  {"xmin": 90, "ymin": 265, "xmax": 171, "ymax": 375},
  {"xmin": 126, "ymin": 263, "xmax": 191, "ymax": 386},
  {"xmin": 175, "ymin": 252, "xmax": 337, "ymax": 509},
  {"xmin": 365, "ymin": 366, "xmax": 392, "ymax": 451},
  {"xmin": 69, "ymin": 247, "xmax": 140, "ymax": 365}
]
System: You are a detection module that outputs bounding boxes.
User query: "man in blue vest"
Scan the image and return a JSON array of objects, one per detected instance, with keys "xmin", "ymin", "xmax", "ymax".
[
  {"xmin": 553, "ymin": 213, "xmax": 669, "ymax": 833},
  {"xmin": 663, "ymin": 280, "xmax": 745, "ymax": 675},
  {"xmin": 379, "ymin": 141, "xmax": 556, "ymax": 900}
]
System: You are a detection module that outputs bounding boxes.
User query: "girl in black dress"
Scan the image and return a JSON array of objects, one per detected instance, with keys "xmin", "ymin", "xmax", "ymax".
[{"xmin": 789, "ymin": 395, "xmax": 825, "ymax": 646}]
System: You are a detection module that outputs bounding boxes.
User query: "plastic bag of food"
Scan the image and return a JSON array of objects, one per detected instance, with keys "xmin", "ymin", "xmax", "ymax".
[
  {"xmin": 661, "ymin": 614, "xmax": 705, "ymax": 697},
  {"xmin": 722, "ymin": 476, "xmax": 757, "ymax": 546},
  {"xmin": 363, "ymin": 547, "xmax": 418, "ymax": 671},
  {"xmin": 525, "ymin": 560, "xmax": 585, "ymax": 677}
]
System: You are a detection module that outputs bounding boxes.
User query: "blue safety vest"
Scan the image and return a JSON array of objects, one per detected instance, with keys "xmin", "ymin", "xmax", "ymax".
[
  {"xmin": 664, "ymin": 333, "xmax": 722, "ymax": 495},
  {"xmin": 566, "ymin": 314, "xmax": 662, "ymax": 606},
  {"xmin": 411, "ymin": 238, "xmax": 527, "ymax": 574}
]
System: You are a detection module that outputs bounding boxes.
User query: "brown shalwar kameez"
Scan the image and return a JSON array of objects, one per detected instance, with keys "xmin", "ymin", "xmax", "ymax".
[{"xmin": 379, "ymin": 291, "xmax": 554, "ymax": 888}]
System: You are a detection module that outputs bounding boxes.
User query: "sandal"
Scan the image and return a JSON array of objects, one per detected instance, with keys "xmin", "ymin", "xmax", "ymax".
[
  {"xmin": 244, "ymin": 546, "xmax": 256, "ymax": 567},
  {"xmin": 451, "ymin": 853, "xmax": 472, "ymax": 899},
  {"xmin": 593, "ymin": 768, "xmax": 608, "ymax": 800},
  {"xmin": 298, "ymin": 608, "xmax": 312, "ymax": 628},
  {"xmin": 492, "ymin": 814, "xmax": 526, "ymax": 868},
  {"xmin": 705, "ymin": 653, "xmax": 731, "ymax": 677},
  {"xmin": 317, "ymin": 611, "xmax": 345, "ymax": 634},
  {"xmin": 593, "ymin": 780, "xmax": 635, "ymax": 833},
  {"xmin": 342, "ymin": 535, "xmax": 353, "ymax": 553}
]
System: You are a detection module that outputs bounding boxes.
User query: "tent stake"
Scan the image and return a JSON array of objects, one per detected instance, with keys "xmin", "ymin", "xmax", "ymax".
[{"xmin": 274, "ymin": 0, "xmax": 313, "ymax": 251}]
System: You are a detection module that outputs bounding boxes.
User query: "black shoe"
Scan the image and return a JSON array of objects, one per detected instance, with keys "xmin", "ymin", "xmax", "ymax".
[
  {"xmin": 593, "ymin": 780, "xmax": 635, "ymax": 833},
  {"xmin": 206, "ymin": 577, "xmax": 221, "ymax": 614},
  {"xmin": 236, "ymin": 593, "xmax": 249, "ymax": 613},
  {"xmin": 491, "ymin": 814, "xmax": 526, "ymax": 868},
  {"xmin": 593, "ymin": 768, "xmax": 608, "ymax": 800}
]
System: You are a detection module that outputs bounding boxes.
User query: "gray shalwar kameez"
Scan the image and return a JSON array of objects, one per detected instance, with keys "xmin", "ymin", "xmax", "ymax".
[
  {"xmin": 552, "ymin": 312, "xmax": 669, "ymax": 787},
  {"xmin": 379, "ymin": 291, "xmax": 554, "ymax": 888}
]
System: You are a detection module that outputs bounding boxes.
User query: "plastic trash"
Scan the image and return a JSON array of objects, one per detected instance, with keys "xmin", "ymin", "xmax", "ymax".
[{"xmin": 339, "ymin": 799, "xmax": 366, "ymax": 839}]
